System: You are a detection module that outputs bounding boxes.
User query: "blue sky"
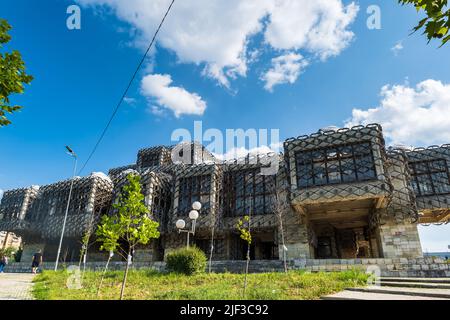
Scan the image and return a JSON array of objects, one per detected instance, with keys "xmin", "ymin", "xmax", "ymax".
[{"xmin": 0, "ymin": 0, "xmax": 449, "ymax": 251}]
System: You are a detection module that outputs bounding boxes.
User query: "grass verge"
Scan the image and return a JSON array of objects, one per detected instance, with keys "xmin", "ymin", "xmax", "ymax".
[{"xmin": 32, "ymin": 268, "xmax": 368, "ymax": 300}]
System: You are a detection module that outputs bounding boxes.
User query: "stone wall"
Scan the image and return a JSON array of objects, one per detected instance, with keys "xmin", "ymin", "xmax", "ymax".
[{"xmin": 377, "ymin": 219, "xmax": 423, "ymax": 259}]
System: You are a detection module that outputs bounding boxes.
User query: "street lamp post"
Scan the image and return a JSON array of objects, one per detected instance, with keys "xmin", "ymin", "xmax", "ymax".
[
  {"xmin": 176, "ymin": 201, "xmax": 201, "ymax": 248},
  {"xmin": 54, "ymin": 146, "xmax": 77, "ymax": 271}
]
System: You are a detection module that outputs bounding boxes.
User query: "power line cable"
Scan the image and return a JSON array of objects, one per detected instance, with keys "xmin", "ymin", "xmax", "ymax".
[{"xmin": 78, "ymin": 0, "xmax": 176, "ymax": 175}]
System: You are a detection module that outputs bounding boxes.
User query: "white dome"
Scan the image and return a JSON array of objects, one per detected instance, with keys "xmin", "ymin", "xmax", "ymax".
[{"xmin": 90, "ymin": 172, "xmax": 112, "ymax": 183}]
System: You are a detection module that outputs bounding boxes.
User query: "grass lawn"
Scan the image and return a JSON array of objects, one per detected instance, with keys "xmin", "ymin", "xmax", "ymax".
[{"xmin": 32, "ymin": 268, "xmax": 368, "ymax": 300}]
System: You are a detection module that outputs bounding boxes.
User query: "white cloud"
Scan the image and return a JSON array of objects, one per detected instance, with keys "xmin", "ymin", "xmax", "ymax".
[
  {"xmin": 213, "ymin": 145, "xmax": 276, "ymax": 161},
  {"xmin": 391, "ymin": 41, "xmax": 403, "ymax": 56},
  {"xmin": 264, "ymin": 0, "xmax": 359, "ymax": 60},
  {"xmin": 148, "ymin": 105, "xmax": 166, "ymax": 117},
  {"xmin": 123, "ymin": 97, "xmax": 137, "ymax": 105},
  {"xmin": 213, "ymin": 142, "xmax": 282, "ymax": 161},
  {"xmin": 0, "ymin": 189, "xmax": 3, "ymax": 203},
  {"xmin": 262, "ymin": 53, "xmax": 309, "ymax": 92},
  {"xmin": 141, "ymin": 74, "xmax": 207, "ymax": 117},
  {"xmin": 77, "ymin": 0, "xmax": 358, "ymax": 89},
  {"xmin": 345, "ymin": 79, "xmax": 450, "ymax": 146}
]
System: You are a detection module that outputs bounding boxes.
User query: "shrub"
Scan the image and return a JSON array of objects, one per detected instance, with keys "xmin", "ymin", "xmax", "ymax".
[
  {"xmin": 0, "ymin": 247, "xmax": 15, "ymax": 260},
  {"xmin": 166, "ymin": 247, "xmax": 207, "ymax": 275}
]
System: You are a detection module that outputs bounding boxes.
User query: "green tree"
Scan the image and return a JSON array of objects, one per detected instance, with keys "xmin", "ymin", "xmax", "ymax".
[
  {"xmin": 399, "ymin": 0, "xmax": 450, "ymax": 46},
  {"xmin": 0, "ymin": 19, "xmax": 33, "ymax": 126},
  {"xmin": 96, "ymin": 173, "xmax": 160, "ymax": 300},
  {"xmin": 95, "ymin": 216, "xmax": 120, "ymax": 296},
  {"xmin": 236, "ymin": 214, "xmax": 252, "ymax": 297}
]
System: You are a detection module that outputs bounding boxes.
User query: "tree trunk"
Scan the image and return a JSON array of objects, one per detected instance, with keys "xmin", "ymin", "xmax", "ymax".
[
  {"xmin": 208, "ymin": 223, "xmax": 215, "ymax": 274},
  {"xmin": 243, "ymin": 244, "xmax": 250, "ymax": 297},
  {"xmin": 279, "ymin": 215, "xmax": 288, "ymax": 273},
  {"xmin": 81, "ymin": 247, "xmax": 88, "ymax": 283},
  {"xmin": 120, "ymin": 250, "xmax": 131, "ymax": 300},
  {"xmin": 97, "ymin": 255, "xmax": 112, "ymax": 297},
  {"xmin": 2, "ymin": 232, "xmax": 10, "ymax": 249}
]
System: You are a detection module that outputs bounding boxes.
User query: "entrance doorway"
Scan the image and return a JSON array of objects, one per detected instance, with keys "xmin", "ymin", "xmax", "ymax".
[
  {"xmin": 229, "ymin": 230, "xmax": 278, "ymax": 260},
  {"xmin": 313, "ymin": 225, "xmax": 374, "ymax": 259}
]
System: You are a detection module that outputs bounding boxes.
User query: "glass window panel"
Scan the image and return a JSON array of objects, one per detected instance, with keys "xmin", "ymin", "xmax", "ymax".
[
  {"xmin": 313, "ymin": 162, "xmax": 327, "ymax": 185},
  {"xmin": 245, "ymin": 173, "xmax": 254, "ymax": 194},
  {"xmin": 413, "ymin": 162, "xmax": 428, "ymax": 174},
  {"xmin": 356, "ymin": 155, "xmax": 376, "ymax": 180},
  {"xmin": 353, "ymin": 143, "xmax": 370, "ymax": 156},
  {"xmin": 235, "ymin": 198, "xmax": 244, "ymax": 211},
  {"xmin": 326, "ymin": 148, "xmax": 339, "ymax": 161},
  {"xmin": 411, "ymin": 180, "xmax": 420, "ymax": 195},
  {"xmin": 296, "ymin": 151, "xmax": 313, "ymax": 165},
  {"xmin": 429, "ymin": 159, "xmax": 447, "ymax": 172},
  {"xmin": 431, "ymin": 172, "xmax": 450, "ymax": 194},
  {"xmin": 297, "ymin": 164, "xmax": 313, "ymax": 187},
  {"xmin": 340, "ymin": 158, "xmax": 356, "ymax": 182},
  {"xmin": 417, "ymin": 175, "xmax": 434, "ymax": 196},
  {"xmin": 312, "ymin": 150, "xmax": 326, "ymax": 162},
  {"xmin": 255, "ymin": 175, "xmax": 264, "ymax": 194},
  {"xmin": 327, "ymin": 160, "xmax": 341, "ymax": 184},
  {"xmin": 340, "ymin": 145, "xmax": 353, "ymax": 159},
  {"xmin": 264, "ymin": 176, "xmax": 276, "ymax": 193},
  {"xmin": 244, "ymin": 197, "xmax": 253, "ymax": 213}
]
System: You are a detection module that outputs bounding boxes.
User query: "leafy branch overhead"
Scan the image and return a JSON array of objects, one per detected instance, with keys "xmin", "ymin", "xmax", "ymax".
[
  {"xmin": 0, "ymin": 19, "xmax": 33, "ymax": 126},
  {"xmin": 399, "ymin": 0, "xmax": 450, "ymax": 46}
]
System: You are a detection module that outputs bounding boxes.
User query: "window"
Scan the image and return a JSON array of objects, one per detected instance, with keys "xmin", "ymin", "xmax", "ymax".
[
  {"xmin": 224, "ymin": 169, "xmax": 276, "ymax": 217},
  {"xmin": 410, "ymin": 159, "xmax": 450, "ymax": 196},
  {"xmin": 140, "ymin": 152, "xmax": 161, "ymax": 168},
  {"xmin": 178, "ymin": 175, "xmax": 211, "ymax": 214},
  {"xmin": 295, "ymin": 141, "xmax": 377, "ymax": 188}
]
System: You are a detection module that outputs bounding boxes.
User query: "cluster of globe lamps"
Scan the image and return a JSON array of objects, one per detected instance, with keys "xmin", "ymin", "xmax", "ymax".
[{"xmin": 176, "ymin": 201, "xmax": 202, "ymax": 248}]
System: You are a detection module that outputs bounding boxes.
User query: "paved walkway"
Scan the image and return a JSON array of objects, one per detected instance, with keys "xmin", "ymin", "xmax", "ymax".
[{"xmin": 0, "ymin": 273, "xmax": 36, "ymax": 300}]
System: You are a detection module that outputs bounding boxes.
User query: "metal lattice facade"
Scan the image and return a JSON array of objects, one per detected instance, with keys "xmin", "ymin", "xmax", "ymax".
[{"xmin": 1, "ymin": 124, "xmax": 449, "ymax": 262}]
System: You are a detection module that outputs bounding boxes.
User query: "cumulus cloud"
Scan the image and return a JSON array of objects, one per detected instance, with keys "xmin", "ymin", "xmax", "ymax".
[
  {"xmin": 213, "ymin": 143, "xmax": 281, "ymax": 161},
  {"xmin": 141, "ymin": 74, "xmax": 207, "ymax": 117},
  {"xmin": 345, "ymin": 79, "xmax": 450, "ymax": 146},
  {"xmin": 0, "ymin": 189, "xmax": 3, "ymax": 202},
  {"xmin": 123, "ymin": 97, "xmax": 137, "ymax": 105},
  {"xmin": 264, "ymin": 0, "xmax": 359, "ymax": 60},
  {"xmin": 262, "ymin": 53, "xmax": 309, "ymax": 92},
  {"xmin": 391, "ymin": 41, "xmax": 403, "ymax": 56},
  {"xmin": 77, "ymin": 0, "xmax": 358, "ymax": 89}
]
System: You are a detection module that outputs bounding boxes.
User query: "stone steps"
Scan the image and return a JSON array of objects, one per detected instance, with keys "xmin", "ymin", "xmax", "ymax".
[
  {"xmin": 381, "ymin": 277, "xmax": 450, "ymax": 284},
  {"xmin": 323, "ymin": 277, "xmax": 450, "ymax": 300},
  {"xmin": 380, "ymin": 281, "xmax": 450, "ymax": 289},
  {"xmin": 346, "ymin": 286, "xmax": 450, "ymax": 299},
  {"xmin": 322, "ymin": 290, "xmax": 448, "ymax": 300}
]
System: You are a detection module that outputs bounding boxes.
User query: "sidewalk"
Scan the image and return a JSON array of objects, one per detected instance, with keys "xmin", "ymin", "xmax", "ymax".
[{"xmin": 0, "ymin": 273, "xmax": 36, "ymax": 300}]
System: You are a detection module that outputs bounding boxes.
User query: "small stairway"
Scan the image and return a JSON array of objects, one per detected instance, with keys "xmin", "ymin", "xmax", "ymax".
[{"xmin": 322, "ymin": 277, "xmax": 450, "ymax": 300}]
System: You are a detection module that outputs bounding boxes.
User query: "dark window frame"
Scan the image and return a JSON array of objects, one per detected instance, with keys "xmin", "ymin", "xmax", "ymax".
[
  {"xmin": 224, "ymin": 168, "xmax": 275, "ymax": 217},
  {"xmin": 140, "ymin": 152, "xmax": 161, "ymax": 168},
  {"xmin": 410, "ymin": 158, "xmax": 450, "ymax": 197},
  {"xmin": 178, "ymin": 174, "xmax": 211, "ymax": 215},
  {"xmin": 294, "ymin": 141, "xmax": 377, "ymax": 188}
]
